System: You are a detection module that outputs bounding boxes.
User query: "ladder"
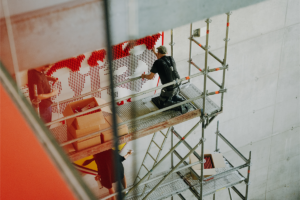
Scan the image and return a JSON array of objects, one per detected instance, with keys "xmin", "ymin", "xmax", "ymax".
[{"xmin": 133, "ymin": 127, "xmax": 172, "ymax": 189}]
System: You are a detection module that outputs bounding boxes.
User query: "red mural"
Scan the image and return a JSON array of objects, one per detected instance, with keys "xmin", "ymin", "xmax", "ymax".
[
  {"xmin": 36, "ymin": 33, "xmax": 161, "ymax": 114},
  {"xmin": 46, "ymin": 55, "xmax": 85, "ymax": 76},
  {"xmin": 87, "ymin": 49, "xmax": 107, "ymax": 67}
]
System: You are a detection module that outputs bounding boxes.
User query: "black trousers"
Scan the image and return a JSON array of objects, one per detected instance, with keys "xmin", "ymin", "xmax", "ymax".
[{"xmin": 159, "ymin": 87, "xmax": 184, "ymax": 107}]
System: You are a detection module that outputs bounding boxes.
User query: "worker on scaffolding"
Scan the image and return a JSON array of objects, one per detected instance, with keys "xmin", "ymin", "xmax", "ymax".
[
  {"xmin": 28, "ymin": 64, "xmax": 59, "ymax": 123},
  {"xmin": 142, "ymin": 46, "xmax": 189, "ymax": 113}
]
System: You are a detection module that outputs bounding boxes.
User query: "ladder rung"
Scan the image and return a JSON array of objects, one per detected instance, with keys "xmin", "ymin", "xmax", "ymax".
[
  {"xmin": 152, "ymin": 141, "xmax": 162, "ymax": 150},
  {"xmin": 142, "ymin": 164, "xmax": 149, "ymax": 172},
  {"xmin": 160, "ymin": 131, "xmax": 167, "ymax": 138},
  {"xmin": 147, "ymin": 152, "xmax": 157, "ymax": 162}
]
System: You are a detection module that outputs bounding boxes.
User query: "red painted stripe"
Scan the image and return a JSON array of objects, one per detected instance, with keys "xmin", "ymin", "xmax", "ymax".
[
  {"xmin": 154, "ymin": 77, "xmax": 160, "ymax": 94},
  {"xmin": 227, "ymin": 23, "xmax": 230, "ymax": 27}
]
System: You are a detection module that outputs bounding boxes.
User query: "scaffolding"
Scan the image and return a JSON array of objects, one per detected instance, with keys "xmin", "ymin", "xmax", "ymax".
[
  {"xmin": 100, "ymin": 121, "xmax": 252, "ymax": 200},
  {"xmin": 118, "ymin": 12, "xmax": 252, "ymax": 200},
  {"xmin": 14, "ymin": 9, "xmax": 251, "ymax": 200}
]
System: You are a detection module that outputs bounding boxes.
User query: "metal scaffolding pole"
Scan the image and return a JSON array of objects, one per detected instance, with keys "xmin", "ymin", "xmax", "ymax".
[
  {"xmin": 126, "ymin": 120, "xmax": 201, "ymax": 196},
  {"xmin": 215, "ymin": 121, "xmax": 220, "ymax": 152},
  {"xmin": 245, "ymin": 151, "xmax": 252, "ymax": 200},
  {"xmin": 232, "ymin": 186, "xmax": 246, "ymax": 199},
  {"xmin": 170, "ymin": 29, "xmax": 174, "ymax": 57},
  {"xmin": 220, "ymin": 12, "xmax": 231, "ymax": 111},
  {"xmin": 218, "ymin": 133, "xmax": 248, "ymax": 163},
  {"xmin": 172, "ymin": 128, "xmax": 202, "ymax": 161},
  {"xmin": 142, "ymin": 138, "xmax": 204, "ymax": 200},
  {"xmin": 200, "ymin": 18, "xmax": 211, "ymax": 200},
  {"xmin": 188, "ymin": 23, "xmax": 192, "ymax": 83},
  {"xmin": 190, "ymin": 38, "xmax": 223, "ymax": 65},
  {"xmin": 189, "ymin": 61, "xmax": 222, "ymax": 88},
  {"xmin": 228, "ymin": 188, "xmax": 233, "ymax": 200}
]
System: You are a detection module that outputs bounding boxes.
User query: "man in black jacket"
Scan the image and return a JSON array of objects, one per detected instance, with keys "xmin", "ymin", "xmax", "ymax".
[{"xmin": 142, "ymin": 46, "xmax": 186, "ymax": 111}]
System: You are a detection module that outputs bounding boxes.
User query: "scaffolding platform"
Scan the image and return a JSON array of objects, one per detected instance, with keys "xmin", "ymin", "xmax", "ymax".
[
  {"xmin": 124, "ymin": 155, "xmax": 245, "ymax": 200},
  {"xmin": 50, "ymin": 83, "xmax": 220, "ymax": 161}
]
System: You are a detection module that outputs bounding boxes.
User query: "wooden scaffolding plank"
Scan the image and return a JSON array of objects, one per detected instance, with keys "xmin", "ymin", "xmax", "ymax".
[{"xmin": 68, "ymin": 109, "xmax": 201, "ymax": 161}]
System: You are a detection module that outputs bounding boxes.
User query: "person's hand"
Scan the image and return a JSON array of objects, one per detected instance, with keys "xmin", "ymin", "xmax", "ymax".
[
  {"xmin": 52, "ymin": 89, "xmax": 59, "ymax": 96},
  {"xmin": 128, "ymin": 150, "xmax": 133, "ymax": 155},
  {"xmin": 95, "ymin": 175, "xmax": 100, "ymax": 181},
  {"xmin": 52, "ymin": 77, "xmax": 58, "ymax": 86},
  {"xmin": 141, "ymin": 74, "xmax": 145, "ymax": 79},
  {"xmin": 152, "ymin": 47, "xmax": 156, "ymax": 53}
]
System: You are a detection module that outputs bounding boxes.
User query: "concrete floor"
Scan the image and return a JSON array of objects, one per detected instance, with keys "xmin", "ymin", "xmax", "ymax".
[{"xmin": 81, "ymin": 0, "xmax": 300, "ymax": 199}]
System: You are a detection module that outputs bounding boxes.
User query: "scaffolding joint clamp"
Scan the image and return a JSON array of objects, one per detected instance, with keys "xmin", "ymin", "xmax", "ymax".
[
  {"xmin": 200, "ymin": 159, "xmax": 206, "ymax": 164},
  {"xmin": 220, "ymin": 88, "xmax": 227, "ymax": 93},
  {"xmin": 200, "ymin": 137, "xmax": 206, "ymax": 143},
  {"xmin": 214, "ymin": 149, "xmax": 220, "ymax": 153},
  {"xmin": 169, "ymin": 42, "xmax": 175, "ymax": 46},
  {"xmin": 205, "ymin": 18, "xmax": 212, "ymax": 23},
  {"xmin": 227, "ymin": 11, "xmax": 233, "ymax": 15},
  {"xmin": 204, "ymin": 45, "xmax": 211, "ymax": 50},
  {"xmin": 223, "ymin": 38, "xmax": 231, "ymax": 42}
]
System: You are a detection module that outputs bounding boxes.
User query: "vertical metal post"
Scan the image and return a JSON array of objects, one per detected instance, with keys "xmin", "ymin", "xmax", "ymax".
[
  {"xmin": 171, "ymin": 128, "xmax": 174, "ymax": 200},
  {"xmin": 213, "ymin": 194, "xmax": 215, "ymax": 200},
  {"xmin": 245, "ymin": 151, "xmax": 251, "ymax": 200},
  {"xmin": 220, "ymin": 12, "xmax": 231, "ymax": 110},
  {"xmin": 228, "ymin": 188, "xmax": 233, "ymax": 200},
  {"xmin": 200, "ymin": 18, "xmax": 211, "ymax": 200},
  {"xmin": 215, "ymin": 121, "xmax": 219, "ymax": 152},
  {"xmin": 188, "ymin": 23, "xmax": 192, "ymax": 83},
  {"xmin": 171, "ymin": 128, "xmax": 174, "ymax": 168},
  {"xmin": 170, "ymin": 28, "xmax": 174, "ymax": 175},
  {"xmin": 103, "ymin": 1, "xmax": 123, "ymax": 199},
  {"xmin": 170, "ymin": 30, "xmax": 173, "ymax": 53}
]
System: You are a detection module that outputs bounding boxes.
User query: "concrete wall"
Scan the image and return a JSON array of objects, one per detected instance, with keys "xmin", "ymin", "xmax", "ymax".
[
  {"xmin": 125, "ymin": 0, "xmax": 300, "ymax": 199},
  {"xmin": 0, "ymin": 0, "xmax": 264, "ymax": 74}
]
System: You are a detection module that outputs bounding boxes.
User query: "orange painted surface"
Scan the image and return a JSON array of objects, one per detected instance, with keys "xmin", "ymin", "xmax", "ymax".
[{"xmin": 0, "ymin": 84, "xmax": 76, "ymax": 200}]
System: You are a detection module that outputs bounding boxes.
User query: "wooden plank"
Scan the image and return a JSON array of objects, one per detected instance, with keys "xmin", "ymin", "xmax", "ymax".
[{"xmin": 68, "ymin": 109, "xmax": 201, "ymax": 161}]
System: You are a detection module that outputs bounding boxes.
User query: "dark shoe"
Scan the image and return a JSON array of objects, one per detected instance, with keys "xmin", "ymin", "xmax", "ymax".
[{"xmin": 172, "ymin": 95, "xmax": 185, "ymax": 102}]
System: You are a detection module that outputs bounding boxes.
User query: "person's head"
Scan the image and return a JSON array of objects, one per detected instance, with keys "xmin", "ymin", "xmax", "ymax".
[
  {"xmin": 156, "ymin": 46, "xmax": 167, "ymax": 59},
  {"xmin": 35, "ymin": 64, "xmax": 51, "ymax": 72}
]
